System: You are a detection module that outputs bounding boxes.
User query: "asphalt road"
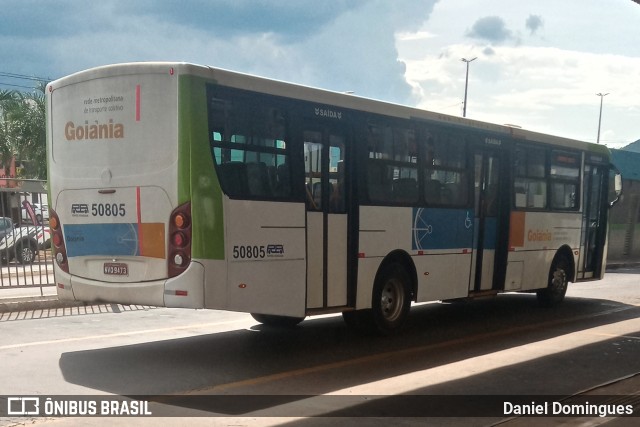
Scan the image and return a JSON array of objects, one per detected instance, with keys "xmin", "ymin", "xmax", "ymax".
[{"xmin": 0, "ymin": 268, "xmax": 639, "ymax": 426}]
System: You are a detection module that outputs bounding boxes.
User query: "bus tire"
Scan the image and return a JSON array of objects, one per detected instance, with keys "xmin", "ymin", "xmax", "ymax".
[
  {"xmin": 371, "ymin": 262, "xmax": 412, "ymax": 335},
  {"xmin": 537, "ymin": 256, "xmax": 570, "ymax": 307},
  {"xmin": 250, "ymin": 313, "xmax": 305, "ymax": 328}
]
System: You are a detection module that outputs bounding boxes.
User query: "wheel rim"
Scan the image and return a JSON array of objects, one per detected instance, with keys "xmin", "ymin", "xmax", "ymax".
[
  {"xmin": 551, "ymin": 267, "xmax": 567, "ymax": 294},
  {"xmin": 22, "ymin": 247, "xmax": 34, "ymax": 263},
  {"xmin": 380, "ymin": 278, "xmax": 404, "ymax": 322}
]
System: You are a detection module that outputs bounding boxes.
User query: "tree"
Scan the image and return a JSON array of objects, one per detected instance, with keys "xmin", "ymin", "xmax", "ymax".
[
  {"xmin": 0, "ymin": 84, "xmax": 47, "ymax": 179},
  {"xmin": 0, "ymin": 89, "xmax": 19, "ymax": 175}
]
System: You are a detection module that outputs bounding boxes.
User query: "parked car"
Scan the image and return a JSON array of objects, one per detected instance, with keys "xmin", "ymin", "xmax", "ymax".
[
  {"xmin": 0, "ymin": 217, "xmax": 14, "ymax": 240},
  {"xmin": 0, "ymin": 216, "xmax": 50, "ymax": 265},
  {"xmin": 21, "ymin": 202, "xmax": 49, "ymax": 223}
]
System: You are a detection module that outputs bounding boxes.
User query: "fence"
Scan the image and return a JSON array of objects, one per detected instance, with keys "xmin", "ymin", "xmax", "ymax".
[{"xmin": 0, "ymin": 180, "xmax": 54, "ymax": 293}]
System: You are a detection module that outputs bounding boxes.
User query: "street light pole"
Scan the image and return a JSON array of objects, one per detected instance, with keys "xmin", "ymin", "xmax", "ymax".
[
  {"xmin": 461, "ymin": 57, "xmax": 477, "ymax": 118},
  {"xmin": 596, "ymin": 92, "xmax": 609, "ymax": 144}
]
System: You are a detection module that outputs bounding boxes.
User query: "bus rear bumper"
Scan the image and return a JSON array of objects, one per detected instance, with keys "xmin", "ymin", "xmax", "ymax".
[
  {"xmin": 164, "ymin": 261, "xmax": 205, "ymax": 308},
  {"xmin": 54, "ymin": 261, "xmax": 205, "ymax": 309}
]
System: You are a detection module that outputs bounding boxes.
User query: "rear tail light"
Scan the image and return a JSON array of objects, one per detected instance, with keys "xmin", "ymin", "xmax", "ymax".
[
  {"xmin": 168, "ymin": 202, "xmax": 191, "ymax": 278},
  {"xmin": 49, "ymin": 209, "xmax": 69, "ymax": 273}
]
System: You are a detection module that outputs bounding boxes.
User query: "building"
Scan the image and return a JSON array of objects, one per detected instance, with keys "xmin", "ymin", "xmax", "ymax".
[{"xmin": 609, "ymin": 149, "xmax": 640, "ymax": 262}]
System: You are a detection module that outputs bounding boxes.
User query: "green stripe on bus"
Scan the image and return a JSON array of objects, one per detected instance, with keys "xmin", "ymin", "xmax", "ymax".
[{"xmin": 178, "ymin": 75, "xmax": 225, "ymax": 260}]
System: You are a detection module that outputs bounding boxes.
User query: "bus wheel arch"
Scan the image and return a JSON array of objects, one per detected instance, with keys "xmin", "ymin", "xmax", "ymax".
[
  {"xmin": 377, "ymin": 250, "xmax": 418, "ymax": 301},
  {"xmin": 342, "ymin": 251, "xmax": 416, "ymax": 335},
  {"xmin": 537, "ymin": 247, "xmax": 573, "ymax": 307}
]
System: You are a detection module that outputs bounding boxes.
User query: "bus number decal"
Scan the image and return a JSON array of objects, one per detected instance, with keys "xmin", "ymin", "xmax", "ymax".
[
  {"xmin": 232, "ymin": 244, "xmax": 285, "ymax": 260},
  {"xmin": 91, "ymin": 203, "xmax": 126, "ymax": 217}
]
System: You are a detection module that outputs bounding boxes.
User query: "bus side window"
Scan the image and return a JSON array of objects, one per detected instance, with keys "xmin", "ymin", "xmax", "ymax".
[
  {"xmin": 393, "ymin": 178, "xmax": 418, "ymax": 203},
  {"xmin": 330, "ymin": 160, "xmax": 345, "ymax": 213},
  {"xmin": 246, "ymin": 162, "xmax": 271, "ymax": 197},
  {"xmin": 367, "ymin": 161, "xmax": 392, "ymax": 203},
  {"xmin": 514, "ymin": 145, "xmax": 548, "ymax": 209},
  {"xmin": 424, "ymin": 178, "xmax": 441, "ymax": 204},
  {"xmin": 422, "ymin": 132, "xmax": 468, "ymax": 207},
  {"xmin": 304, "ymin": 139, "xmax": 323, "ymax": 211},
  {"xmin": 329, "ymin": 144, "xmax": 346, "ymax": 213},
  {"xmin": 275, "ymin": 161, "xmax": 290, "ymax": 197},
  {"xmin": 217, "ymin": 162, "xmax": 248, "ymax": 196}
]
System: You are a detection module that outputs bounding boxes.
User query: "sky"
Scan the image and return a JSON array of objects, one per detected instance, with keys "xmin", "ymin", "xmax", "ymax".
[{"xmin": 1, "ymin": 0, "xmax": 639, "ymax": 148}]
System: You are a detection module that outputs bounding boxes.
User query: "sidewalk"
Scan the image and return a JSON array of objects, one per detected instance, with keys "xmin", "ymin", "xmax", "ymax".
[{"xmin": 0, "ymin": 285, "xmax": 85, "ymax": 313}]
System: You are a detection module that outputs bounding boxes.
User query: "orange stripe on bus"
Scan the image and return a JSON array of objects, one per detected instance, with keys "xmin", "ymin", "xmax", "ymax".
[
  {"xmin": 139, "ymin": 223, "xmax": 165, "ymax": 259},
  {"xmin": 509, "ymin": 211, "xmax": 526, "ymax": 248}
]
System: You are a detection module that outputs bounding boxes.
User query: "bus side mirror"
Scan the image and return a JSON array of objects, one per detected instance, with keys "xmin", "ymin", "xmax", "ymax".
[{"xmin": 609, "ymin": 169, "xmax": 622, "ymax": 207}]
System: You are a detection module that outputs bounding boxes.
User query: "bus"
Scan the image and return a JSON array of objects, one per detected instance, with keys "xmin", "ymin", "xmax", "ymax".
[{"xmin": 46, "ymin": 62, "xmax": 622, "ymax": 334}]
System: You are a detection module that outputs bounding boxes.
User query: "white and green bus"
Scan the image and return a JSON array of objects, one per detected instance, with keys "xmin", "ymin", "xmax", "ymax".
[{"xmin": 47, "ymin": 62, "xmax": 621, "ymax": 334}]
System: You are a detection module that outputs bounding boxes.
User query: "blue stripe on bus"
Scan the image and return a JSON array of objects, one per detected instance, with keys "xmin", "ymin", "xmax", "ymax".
[
  {"xmin": 64, "ymin": 223, "xmax": 140, "ymax": 257},
  {"xmin": 412, "ymin": 208, "xmax": 474, "ymax": 251}
]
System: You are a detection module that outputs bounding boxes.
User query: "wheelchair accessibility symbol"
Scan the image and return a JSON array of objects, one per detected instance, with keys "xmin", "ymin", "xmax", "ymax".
[{"xmin": 465, "ymin": 211, "xmax": 472, "ymax": 229}]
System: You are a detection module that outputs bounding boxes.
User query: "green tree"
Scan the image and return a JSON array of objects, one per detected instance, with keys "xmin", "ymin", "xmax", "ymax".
[
  {"xmin": 0, "ymin": 84, "xmax": 47, "ymax": 179},
  {"xmin": 0, "ymin": 89, "xmax": 19, "ymax": 174}
]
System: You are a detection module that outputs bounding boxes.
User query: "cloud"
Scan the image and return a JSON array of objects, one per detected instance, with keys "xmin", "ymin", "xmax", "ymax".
[
  {"xmin": 283, "ymin": 0, "xmax": 438, "ymax": 104},
  {"xmin": 483, "ymin": 46, "xmax": 496, "ymax": 56},
  {"xmin": 525, "ymin": 15, "xmax": 544, "ymax": 35},
  {"xmin": 116, "ymin": 0, "xmax": 371, "ymax": 43},
  {"xmin": 0, "ymin": 0, "xmax": 438, "ymax": 105},
  {"xmin": 402, "ymin": 40, "xmax": 640, "ymax": 146},
  {"xmin": 466, "ymin": 16, "xmax": 513, "ymax": 43}
]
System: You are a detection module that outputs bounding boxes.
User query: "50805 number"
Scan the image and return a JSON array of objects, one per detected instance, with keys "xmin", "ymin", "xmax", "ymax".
[
  {"xmin": 92, "ymin": 203, "xmax": 126, "ymax": 217},
  {"xmin": 232, "ymin": 245, "xmax": 266, "ymax": 259}
]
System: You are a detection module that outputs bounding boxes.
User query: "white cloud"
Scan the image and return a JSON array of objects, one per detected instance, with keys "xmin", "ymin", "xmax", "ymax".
[{"xmin": 396, "ymin": 1, "xmax": 640, "ymax": 147}]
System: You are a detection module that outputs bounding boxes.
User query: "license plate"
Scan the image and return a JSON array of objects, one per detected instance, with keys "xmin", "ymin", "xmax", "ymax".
[{"xmin": 104, "ymin": 262, "xmax": 129, "ymax": 276}]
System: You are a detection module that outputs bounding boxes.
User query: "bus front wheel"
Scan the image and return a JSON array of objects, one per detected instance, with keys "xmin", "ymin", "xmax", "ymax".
[
  {"xmin": 537, "ymin": 256, "xmax": 570, "ymax": 307},
  {"xmin": 250, "ymin": 313, "xmax": 305, "ymax": 328}
]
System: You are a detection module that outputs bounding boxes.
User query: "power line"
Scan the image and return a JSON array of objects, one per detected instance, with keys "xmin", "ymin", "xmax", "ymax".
[
  {"xmin": 0, "ymin": 71, "xmax": 51, "ymax": 92},
  {"xmin": 0, "ymin": 71, "xmax": 51, "ymax": 83},
  {"xmin": 0, "ymin": 81, "xmax": 39, "ymax": 90}
]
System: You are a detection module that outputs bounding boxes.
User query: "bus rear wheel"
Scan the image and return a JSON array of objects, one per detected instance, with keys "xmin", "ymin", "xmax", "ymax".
[
  {"xmin": 250, "ymin": 313, "xmax": 305, "ymax": 328},
  {"xmin": 371, "ymin": 262, "xmax": 412, "ymax": 335},
  {"xmin": 537, "ymin": 256, "xmax": 569, "ymax": 307}
]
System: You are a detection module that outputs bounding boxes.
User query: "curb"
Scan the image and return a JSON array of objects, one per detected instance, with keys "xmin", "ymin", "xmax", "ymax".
[
  {"xmin": 606, "ymin": 262, "xmax": 640, "ymax": 270},
  {"xmin": 0, "ymin": 295, "xmax": 87, "ymax": 314}
]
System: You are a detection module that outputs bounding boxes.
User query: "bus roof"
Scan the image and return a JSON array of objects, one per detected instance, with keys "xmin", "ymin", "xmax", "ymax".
[{"xmin": 50, "ymin": 61, "xmax": 609, "ymax": 156}]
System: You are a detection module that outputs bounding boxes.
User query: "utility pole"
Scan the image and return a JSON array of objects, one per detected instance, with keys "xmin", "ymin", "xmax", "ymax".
[
  {"xmin": 596, "ymin": 92, "xmax": 609, "ymax": 144},
  {"xmin": 461, "ymin": 57, "xmax": 477, "ymax": 118}
]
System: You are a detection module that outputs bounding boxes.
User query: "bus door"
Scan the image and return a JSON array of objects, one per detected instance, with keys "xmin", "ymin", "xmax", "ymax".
[
  {"xmin": 303, "ymin": 128, "xmax": 349, "ymax": 309},
  {"xmin": 579, "ymin": 163, "xmax": 607, "ymax": 279},
  {"xmin": 470, "ymin": 149, "xmax": 508, "ymax": 292}
]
